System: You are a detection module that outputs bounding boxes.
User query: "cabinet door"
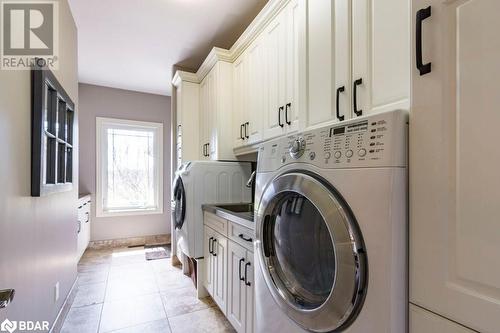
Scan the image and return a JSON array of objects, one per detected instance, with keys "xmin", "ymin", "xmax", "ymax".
[
  {"xmin": 246, "ymin": 37, "xmax": 264, "ymax": 144},
  {"xmin": 304, "ymin": 0, "xmax": 350, "ymax": 128},
  {"xmin": 204, "ymin": 226, "xmax": 215, "ymax": 295},
  {"xmin": 213, "ymin": 234, "xmax": 228, "ymax": 314},
  {"xmin": 410, "ymin": 1, "xmax": 500, "ymax": 332},
  {"xmin": 244, "ymin": 251, "xmax": 254, "ymax": 333},
  {"xmin": 284, "ymin": 0, "xmax": 300, "ymax": 133},
  {"xmin": 207, "ymin": 69, "xmax": 217, "ymax": 158},
  {"xmin": 410, "ymin": 304, "xmax": 474, "ymax": 333},
  {"xmin": 199, "ymin": 78, "xmax": 209, "ymax": 160},
  {"xmin": 263, "ymin": 10, "xmax": 287, "ymax": 140},
  {"xmin": 227, "ymin": 241, "xmax": 247, "ymax": 333},
  {"xmin": 233, "ymin": 56, "xmax": 246, "ymax": 148},
  {"xmin": 352, "ymin": 0, "xmax": 409, "ymax": 118}
]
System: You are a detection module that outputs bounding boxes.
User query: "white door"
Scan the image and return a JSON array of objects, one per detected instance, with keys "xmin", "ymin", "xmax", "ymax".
[
  {"xmin": 233, "ymin": 55, "xmax": 246, "ymax": 148},
  {"xmin": 303, "ymin": 0, "xmax": 351, "ymax": 128},
  {"xmin": 284, "ymin": 0, "xmax": 300, "ymax": 133},
  {"xmin": 203, "ymin": 226, "xmax": 215, "ymax": 295},
  {"xmin": 227, "ymin": 241, "xmax": 247, "ymax": 333},
  {"xmin": 213, "ymin": 233, "xmax": 228, "ymax": 314},
  {"xmin": 410, "ymin": 1, "xmax": 500, "ymax": 332},
  {"xmin": 352, "ymin": 0, "xmax": 410, "ymax": 118},
  {"xmin": 244, "ymin": 250, "xmax": 254, "ymax": 333},
  {"xmin": 263, "ymin": 10, "xmax": 287, "ymax": 140},
  {"xmin": 199, "ymin": 78, "xmax": 209, "ymax": 160},
  {"xmin": 246, "ymin": 36, "xmax": 264, "ymax": 144},
  {"xmin": 207, "ymin": 69, "xmax": 217, "ymax": 159}
]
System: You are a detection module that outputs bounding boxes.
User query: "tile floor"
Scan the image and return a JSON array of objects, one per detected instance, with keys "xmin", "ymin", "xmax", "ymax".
[{"xmin": 58, "ymin": 247, "xmax": 235, "ymax": 333}]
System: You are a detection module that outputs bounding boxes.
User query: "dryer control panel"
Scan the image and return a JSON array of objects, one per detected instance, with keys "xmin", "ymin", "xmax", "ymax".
[{"xmin": 258, "ymin": 109, "xmax": 408, "ymax": 171}]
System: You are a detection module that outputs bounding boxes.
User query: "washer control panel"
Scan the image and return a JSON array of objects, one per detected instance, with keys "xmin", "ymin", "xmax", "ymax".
[{"xmin": 258, "ymin": 110, "xmax": 408, "ymax": 171}]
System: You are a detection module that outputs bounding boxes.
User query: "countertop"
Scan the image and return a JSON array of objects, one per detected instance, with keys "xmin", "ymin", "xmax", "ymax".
[{"xmin": 202, "ymin": 203, "xmax": 254, "ymax": 230}]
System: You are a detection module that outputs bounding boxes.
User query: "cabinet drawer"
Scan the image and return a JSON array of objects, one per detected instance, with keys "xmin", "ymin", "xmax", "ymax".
[
  {"xmin": 228, "ymin": 222, "xmax": 255, "ymax": 252},
  {"xmin": 204, "ymin": 212, "xmax": 228, "ymax": 237}
]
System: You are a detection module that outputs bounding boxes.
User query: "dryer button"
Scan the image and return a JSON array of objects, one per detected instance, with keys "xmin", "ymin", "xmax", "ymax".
[
  {"xmin": 346, "ymin": 150, "xmax": 354, "ymax": 158},
  {"xmin": 358, "ymin": 148, "xmax": 367, "ymax": 157},
  {"xmin": 334, "ymin": 151, "xmax": 342, "ymax": 159}
]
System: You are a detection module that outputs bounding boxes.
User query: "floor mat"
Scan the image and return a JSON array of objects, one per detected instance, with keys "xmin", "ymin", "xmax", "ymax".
[{"xmin": 145, "ymin": 244, "xmax": 171, "ymax": 260}]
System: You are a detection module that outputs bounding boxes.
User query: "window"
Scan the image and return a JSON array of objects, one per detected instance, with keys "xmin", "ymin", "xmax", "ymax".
[
  {"xmin": 96, "ymin": 118, "xmax": 163, "ymax": 217},
  {"xmin": 31, "ymin": 67, "xmax": 75, "ymax": 197}
]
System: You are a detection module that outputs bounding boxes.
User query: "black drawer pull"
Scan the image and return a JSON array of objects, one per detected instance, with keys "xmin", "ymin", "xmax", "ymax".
[
  {"xmin": 244, "ymin": 262, "xmax": 251, "ymax": 286},
  {"xmin": 336, "ymin": 86, "xmax": 345, "ymax": 121},
  {"xmin": 245, "ymin": 122, "xmax": 249, "ymax": 139},
  {"xmin": 278, "ymin": 106, "xmax": 284, "ymax": 127},
  {"xmin": 353, "ymin": 78, "xmax": 363, "ymax": 117},
  {"xmin": 239, "ymin": 258, "xmax": 245, "ymax": 281},
  {"xmin": 238, "ymin": 234, "xmax": 253, "ymax": 242},
  {"xmin": 240, "ymin": 124, "xmax": 245, "ymax": 140},
  {"xmin": 416, "ymin": 6, "xmax": 432, "ymax": 76}
]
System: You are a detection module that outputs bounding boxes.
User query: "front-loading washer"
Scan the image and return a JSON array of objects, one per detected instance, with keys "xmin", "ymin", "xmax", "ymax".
[{"xmin": 254, "ymin": 109, "xmax": 408, "ymax": 333}]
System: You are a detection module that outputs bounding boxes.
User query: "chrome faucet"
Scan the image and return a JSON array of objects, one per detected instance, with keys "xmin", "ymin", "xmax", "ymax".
[{"xmin": 246, "ymin": 171, "xmax": 256, "ymax": 188}]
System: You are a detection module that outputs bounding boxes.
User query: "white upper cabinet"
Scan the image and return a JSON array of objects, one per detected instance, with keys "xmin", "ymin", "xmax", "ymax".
[
  {"xmin": 172, "ymin": 71, "xmax": 200, "ymax": 168},
  {"xmin": 199, "ymin": 61, "xmax": 235, "ymax": 161},
  {"xmin": 352, "ymin": 0, "xmax": 410, "ymax": 118},
  {"xmin": 302, "ymin": 0, "xmax": 409, "ymax": 128},
  {"xmin": 233, "ymin": 36, "xmax": 265, "ymax": 150},
  {"xmin": 262, "ymin": 0, "xmax": 300, "ymax": 140},
  {"xmin": 410, "ymin": 1, "xmax": 500, "ymax": 332}
]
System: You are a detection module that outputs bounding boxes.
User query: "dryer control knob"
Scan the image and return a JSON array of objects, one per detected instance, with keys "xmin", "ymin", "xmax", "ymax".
[{"xmin": 289, "ymin": 137, "xmax": 306, "ymax": 159}]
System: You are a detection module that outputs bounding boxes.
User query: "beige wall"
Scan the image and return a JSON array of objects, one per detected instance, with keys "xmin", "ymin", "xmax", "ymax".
[
  {"xmin": 78, "ymin": 83, "xmax": 171, "ymax": 241},
  {"xmin": 0, "ymin": 0, "xmax": 79, "ymax": 327}
]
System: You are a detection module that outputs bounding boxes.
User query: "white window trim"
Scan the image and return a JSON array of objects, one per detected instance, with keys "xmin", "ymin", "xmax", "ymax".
[{"xmin": 96, "ymin": 117, "xmax": 164, "ymax": 218}]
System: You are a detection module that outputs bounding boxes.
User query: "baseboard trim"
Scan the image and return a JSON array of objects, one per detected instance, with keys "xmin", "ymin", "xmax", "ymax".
[
  {"xmin": 49, "ymin": 277, "xmax": 78, "ymax": 333},
  {"xmin": 88, "ymin": 234, "xmax": 171, "ymax": 249}
]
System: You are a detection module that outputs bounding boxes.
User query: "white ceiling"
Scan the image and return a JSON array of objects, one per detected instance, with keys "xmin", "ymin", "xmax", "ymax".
[{"xmin": 68, "ymin": 0, "xmax": 267, "ymax": 96}]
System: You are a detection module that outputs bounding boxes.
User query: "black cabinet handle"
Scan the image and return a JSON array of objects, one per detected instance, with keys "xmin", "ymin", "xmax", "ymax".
[
  {"xmin": 244, "ymin": 262, "xmax": 251, "ymax": 286},
  {"xmin": 353, "ymin": 78, "xmax": 363, "ymax": 116},
  {"xmin": 202, "ymin": 144, "xmax": 206, "ymax": 157},
  {"xmin": 336, "ymin": 86, "xmax": 345, "ymax": 121},
  {"xmin": 85, "ymin": 212, "xmax": 89, "ymax": 223},
  {"xmin": 239, "ymin": 258, "xmax": 245, "ymax": 281},
  {"xmin": 212, "ymin": 238, "xmax": 217, "ymax": 256},
  {"xmin": 245, "ymin": 122, "xmax": 249, "ymax": 139},
  {"xmin": 238, "ymin": 234, "xmax": 253, "ymax": 242},
  {"xmin": 416, "ymin": 6, "xmax": 432, "ymax": 76},
  {"xmin": 240, "ymin": 124, "xmax": 245, "ymax": 140},
  {"xmin": 77, "ymin": 220, "xmax": 81, "ymax": 234},
  {"xmin": 208, "ymin": 237, "xmax": 214, "ymax": 254},
  {"xmin": 278, "ymin": 106, "xmax": 284, "ymax": 127},
  {"xmin": 285, "ymin": 103, "xmax": 291, "ymax": 125}
]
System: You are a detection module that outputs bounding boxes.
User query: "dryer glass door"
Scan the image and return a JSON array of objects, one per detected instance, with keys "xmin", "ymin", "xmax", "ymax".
[
  {"xmin": 256, "ymin": 172, "xmax": 367, "ymax": 332},
  {"xmin": 173, "ymin": 176, "xmax": 186, "ymax": 229}
]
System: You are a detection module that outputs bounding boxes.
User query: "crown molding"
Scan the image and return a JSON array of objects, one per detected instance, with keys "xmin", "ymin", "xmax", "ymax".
[
  {"xmin": 173, "ymin": 0, "xmax": 291, "ymax": 84},
  {"xmin": 172, "ymin": 70, "xmax": 199, "ymax": 87}
]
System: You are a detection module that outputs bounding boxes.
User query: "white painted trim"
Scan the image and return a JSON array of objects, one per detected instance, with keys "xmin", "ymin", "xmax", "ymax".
[
  {"xmin": 171, "ymin": 0, "xmax": 292, "ymax": 84},
  {"xmin": 95, "ymin": 117, "xmax": 164, "ymax": 218}
]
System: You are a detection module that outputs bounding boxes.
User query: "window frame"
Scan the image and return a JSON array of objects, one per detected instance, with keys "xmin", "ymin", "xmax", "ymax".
[{"xmin": 96, "ymin": 117, "xmax": 164, "ymax": 217}]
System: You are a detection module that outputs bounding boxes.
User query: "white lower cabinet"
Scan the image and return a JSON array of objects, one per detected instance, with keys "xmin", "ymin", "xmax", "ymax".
[
  {"xmin": 77, "ymin": 195, "xmax": 91, "ymax": 260},
  {"xmin": 227, "ymin": 241, "xmax": 254, "ymax": 333},
  {"xmin": 203, "ymin": 225, "xmax": 228, "ymax": 314},
  {"xmin": 204, "ymin": 213, "xmax": 254, "ymax": 333}
]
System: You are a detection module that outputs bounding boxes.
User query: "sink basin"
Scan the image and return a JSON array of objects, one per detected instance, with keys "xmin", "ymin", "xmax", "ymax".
[{"xmin": 215, "ymin": 203, "xmax": 254, "ymax": 213}]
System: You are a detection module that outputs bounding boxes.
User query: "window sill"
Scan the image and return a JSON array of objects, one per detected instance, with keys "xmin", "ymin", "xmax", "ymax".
[{"xmin": 96, "ymin": 208, "xmax": 164, "ymax": 218}]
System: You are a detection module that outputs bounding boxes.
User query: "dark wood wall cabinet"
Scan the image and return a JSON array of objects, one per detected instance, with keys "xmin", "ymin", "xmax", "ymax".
[{"xmin": 31, "ymin": 67, "xmax": 75, "ymax": 197}]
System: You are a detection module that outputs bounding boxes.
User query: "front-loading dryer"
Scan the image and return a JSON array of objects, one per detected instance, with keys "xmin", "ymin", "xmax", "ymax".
[
  {"xmin": 254, "ymin": 109, "xmax": 408, "ymax": 333},
  {"xmin": 172, "ymin": 161, "xmax": 252, "ymax": 259}
]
